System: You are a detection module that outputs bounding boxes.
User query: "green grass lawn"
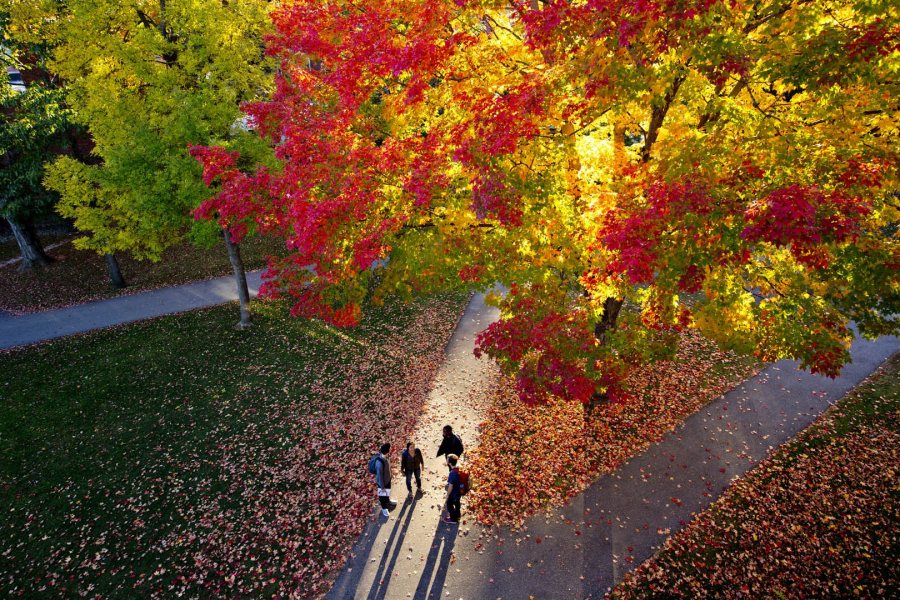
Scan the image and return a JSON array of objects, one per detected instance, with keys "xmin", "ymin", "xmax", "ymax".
[
  {"xmin": 0, "ymin": 292, "xmax": 468, "ymax": 597},
  {"xmin": 0, "ymin": 240, "xmax": 28, "ymax": 263},
  {"xmin": 611, "ymin": 353, "xmax": 899, "ymax": 598},
  {"xmin": 0, "ymin": 233, "xmax": 286, "ymax": 313}
]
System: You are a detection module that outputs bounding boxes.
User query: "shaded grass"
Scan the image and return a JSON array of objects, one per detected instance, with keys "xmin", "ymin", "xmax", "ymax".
[
  {"xmin": 0, "ymin": 233, "xmax": 285, "ymax": 314},
  {"xmin": 0, "ymin": 239, "xmax": 27, "ymax": 262},
  {"xmin": 0, "ymin": 291, "xmax": 469, "ymax": 597}
]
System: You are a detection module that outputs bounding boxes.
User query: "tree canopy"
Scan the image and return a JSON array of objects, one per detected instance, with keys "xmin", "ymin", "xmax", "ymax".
[
  {"xmin": 194, "ymin": 0, "xmax": 899, "ymax": 405},
  {"xmin": 0, "ymin": 0, "xmax": 77, "ymax": 267},
  {"xmin": 44, "ymin": 0, "xmax": 274, "ymax": 261}
]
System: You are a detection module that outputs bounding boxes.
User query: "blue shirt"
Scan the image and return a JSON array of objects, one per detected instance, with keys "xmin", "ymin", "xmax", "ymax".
[{"xmin": 447, "ymin": 469, "xmax": 461, "ymax": 500}]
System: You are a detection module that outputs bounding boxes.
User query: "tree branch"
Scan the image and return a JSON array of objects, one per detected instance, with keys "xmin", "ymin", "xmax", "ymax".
[
  {"xmin": 640, "ymin": 69, "xmax": 688, "ymax": 162},
  {"xmin": 135, "ymin": 9, "xmax": 157, "ymax": 30},
  {"xmin": 483, "ymin": 15, "xmax": 523, "ymax": 41},
  {"xmin": 698, "ymin": 76, "xmax": 748, "ymax": 131}
]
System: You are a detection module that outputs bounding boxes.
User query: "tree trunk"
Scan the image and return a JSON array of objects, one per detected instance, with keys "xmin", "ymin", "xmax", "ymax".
[
  {"xmin": 587, "ymin": 296, "xmax": 625, "ymax": 413},
  {"xmin": 7, "ymin": 216, "xmax": 52, "ymax": 271},
  {"xmin": 158, "ymin": 0, "xmax": 167, "ymax": 36},
  {"xmin": 223, "ymin": 228, "xmax": 251, "ymax": 329},
  {"xmin": 593, "ymin": 296, "xmax": 623, "ymax": 344},
  {"xmin": 105, "ymin": 253, "xmax": 127, "ymax": 289}
]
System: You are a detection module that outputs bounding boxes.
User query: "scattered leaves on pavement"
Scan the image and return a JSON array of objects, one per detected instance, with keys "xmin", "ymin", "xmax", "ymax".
[
  {"xmin": 609, "ymin": 354, "xmax": 899, "ymax": 598},
  {"xmin": 467, "ymin": 330, "xmax": 759, "ymax": 525}
]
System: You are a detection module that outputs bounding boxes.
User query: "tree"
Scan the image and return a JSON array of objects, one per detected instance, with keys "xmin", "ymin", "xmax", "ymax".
[
  {"xmin": 43, "ymin": 0, "xmax": 273, "ymax": 317},
  {"xmin": 194, "ymin": 0, "xmax": 899, "ymax": 404},
  {"xmin": 0, "ymin": 83, "xmax": 68, "ymax": 269},
  {"xmin": 0, "ymin": 2, "xmax": 77, "ymax": 270}
]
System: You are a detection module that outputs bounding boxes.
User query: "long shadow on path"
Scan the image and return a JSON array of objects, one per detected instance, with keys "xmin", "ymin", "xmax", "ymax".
[
  {"xmin": 411, "ymin": 522, "xmax": 458, "ymax": 600},
  {"xmin": 364, "ymin": 496, "xmax": 417, "ymax": 600},
  {"xmin": 328, "ymin": 496, "xmax": 416, "ymax": 600},
  {"xmin": 327, "ymin": 492, "xmax": 462, "ymax": 600}
]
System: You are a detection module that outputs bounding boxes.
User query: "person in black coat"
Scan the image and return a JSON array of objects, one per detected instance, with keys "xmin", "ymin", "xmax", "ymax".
[{"xmin": 436, "ymin": 425, "xmax": 463, "ymax": 469}]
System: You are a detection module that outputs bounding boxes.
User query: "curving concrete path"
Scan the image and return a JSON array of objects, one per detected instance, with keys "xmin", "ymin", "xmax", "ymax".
[
  {"xmin": 0, "ymin": 270, "xmax": 263, "ymax": 350},
  {"xmin": 327, "ymin": 292, "xmax": 898, "ymax": 599},
  {"xmin": 440, "ymin": 332, "xmax": 898, "ymax": 599},
  {"xmin": 1, "ymin": 277, "xmax": 895, "ymax": 598}
]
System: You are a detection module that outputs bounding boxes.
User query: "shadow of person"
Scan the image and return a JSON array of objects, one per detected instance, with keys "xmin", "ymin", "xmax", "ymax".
[
  {"xmin": 326, "ymin": 494, "xmax": 417, "ymax": 600},
  {"xmin": 411, "ymin": 520, "xmax": 459, "ymax": 600},
  {"xmin": 363, "ymin": 494, "xmax": 419, "ymax": 600}
]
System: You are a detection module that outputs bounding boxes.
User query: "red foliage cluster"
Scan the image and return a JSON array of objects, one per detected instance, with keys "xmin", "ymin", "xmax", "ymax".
[
  {"xmin": 845, "ymin": 19, "xmax": 900, "ymax": 61},
  {"xmin": 190, "ymin": 1, "xmax": 485, "ymax": 326},
  {"xmin": 471, "ymin": 170, "xmax": 524, "ymax": 226},
  {"xmin": 741, "ymin": 184, "xmax": 870, "ymax": 268},
  {"xmin": 189, "ymin": 145, "xmax": 271, "ymax": 244},
  {"xmin": 468, "ymin": 76, "xmax": 545, "ymax": 157},
  {"xmin": 188, "ymin": 145, "xmax": 239, "ymax": 186},
  {"xmin": 475, "ymin": 288, "xmax": 600, "ymax": 405},
  {"xmin": 511, "ymin": 0, "xmax": 722, "ymax": 55},
  {"xmin": 839, "ymin": 156, "xmax": 889, "ymax": 188},
  {"xmin": 600, "ymin": 179, "xmax": 728, "ymax": 287}
]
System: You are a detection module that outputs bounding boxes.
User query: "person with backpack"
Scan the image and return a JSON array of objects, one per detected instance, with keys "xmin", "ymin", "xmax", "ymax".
[
  {"xmin": 368, "ymin": 443, "xmax": 397, "ymax": 517},
  {"xmin": 401, "ymin": 441, "xmax": 425, "ymax": 495},
  {"xmin": 443, "ymin": 453, "xmax": 466, "ymax": 524},
  {"xmin": 435, "ymin": 425, "xmax": 464, "ymax": 470}
]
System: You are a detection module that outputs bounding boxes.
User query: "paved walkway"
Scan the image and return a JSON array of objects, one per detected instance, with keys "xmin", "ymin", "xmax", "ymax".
[
  {"xmin": 0, "ymin": 270, "xmax": 263, "ymax": 350},
  {"xmin": 328, "ymin": 293, "xmax": 898, "ymax": 599},
  {"xmin": 327, "ymin": 293, "xmax": 501, "ymax": 600},
  {"xmin": 1, "ymin": 276, "xmax": 895, "ymax": 597}
]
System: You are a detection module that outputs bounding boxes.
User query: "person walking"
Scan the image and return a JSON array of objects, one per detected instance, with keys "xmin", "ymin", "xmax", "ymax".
[
  {"xmin": 443, "ymin": 454, "xmax": 462, "ymax": 524},
  {"xmin": 372, "ymin": 443, "xmax": 397, "ymax": 517},
  {"xmin": 435, "ymin": 425, "xmax": 464, "ymax": 470},
  {"xmin": 401, "ymin": 442, "xmax": 425, "ymax": 494}
]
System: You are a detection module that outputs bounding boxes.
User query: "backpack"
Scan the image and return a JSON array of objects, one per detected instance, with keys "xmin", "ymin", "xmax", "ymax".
[
  {"xmin": 367, "ymin": 454, "xmax": 383, "ymax": 475},
  {"xmin": 457, "ymin": 470, "xmax": 470, "ymax": 496},
  {"xmin": 453, "ymin": 434, "xmax": 464, "ymax": 456}
]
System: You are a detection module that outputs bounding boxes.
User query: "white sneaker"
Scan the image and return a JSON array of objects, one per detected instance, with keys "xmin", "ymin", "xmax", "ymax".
[{"xmin": 381, "ymin": 508, "xmax": 390, "ymax": 517}]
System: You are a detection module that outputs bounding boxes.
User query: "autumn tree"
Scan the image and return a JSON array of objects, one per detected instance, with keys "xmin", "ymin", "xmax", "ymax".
[
  {"xmin": 0, "ymin": 2, "xmax": 81, "ymax": 270},
  {"xmin": 43, "ymin": 0, "xmax": 273, "ymax": 312},
  {"xmin": 195, "ymin": 0, "xmax": 899, "ymax": 403}
]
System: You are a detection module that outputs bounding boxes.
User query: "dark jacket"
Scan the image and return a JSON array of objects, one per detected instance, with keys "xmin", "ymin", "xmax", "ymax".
[
  {"xmin": 374, "ymin": 454, "xmax": 392, "ymax": 489},
  {"xmin": 401, "ymin": 448, "xmax": 424, "ymax": 474},
  {"xmin": 436, "ymin": 433, "xmax": 464, "ymax": 459}
]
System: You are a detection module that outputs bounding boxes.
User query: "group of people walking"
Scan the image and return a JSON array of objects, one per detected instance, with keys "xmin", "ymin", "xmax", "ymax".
[{"xmin": 371, "ymin": 425, "xmax": 466, "ymax": 524}]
